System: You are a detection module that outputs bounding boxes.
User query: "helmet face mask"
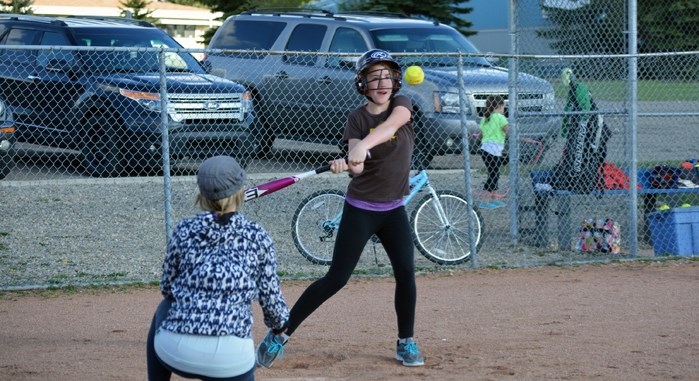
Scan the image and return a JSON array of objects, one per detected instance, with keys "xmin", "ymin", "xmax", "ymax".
[{"xmin": 354, "ymin": 49, "xmax": 402, "ymax": 98}]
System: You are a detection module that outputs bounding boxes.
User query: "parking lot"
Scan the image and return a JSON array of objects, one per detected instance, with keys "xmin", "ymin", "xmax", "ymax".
[{"xmin": 4, "ymin": 101, "xmax": 696, "ymax": 182}]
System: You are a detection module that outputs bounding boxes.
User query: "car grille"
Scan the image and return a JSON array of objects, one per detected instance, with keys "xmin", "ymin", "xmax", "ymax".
[
  {"xmin": 472, "ymin": 93, "xmax": 545, "ymax": 117},
  {"xmin": 167, "ymin": 93, "xmax": 247, "ymax": 122}
]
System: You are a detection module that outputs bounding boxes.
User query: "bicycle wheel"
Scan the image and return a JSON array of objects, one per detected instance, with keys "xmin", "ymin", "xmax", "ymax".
[
  {"xmin": 291, "ymin": 189, "xmax": 345, "ymax": 265},
  {"xmin": 410, "ymin": 190, "xmax": 484, "ymax": 265}
]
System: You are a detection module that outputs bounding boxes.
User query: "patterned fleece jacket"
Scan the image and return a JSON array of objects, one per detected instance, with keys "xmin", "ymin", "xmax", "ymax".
[{"xmin": 159, "ymin": 211, "xmax": 289, "ymax": 338}]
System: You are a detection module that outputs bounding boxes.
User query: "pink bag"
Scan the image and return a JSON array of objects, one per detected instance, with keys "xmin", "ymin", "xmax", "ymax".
[{"xmin": 576, "ymin": 218, "xmax": 621, "ymax": 254}]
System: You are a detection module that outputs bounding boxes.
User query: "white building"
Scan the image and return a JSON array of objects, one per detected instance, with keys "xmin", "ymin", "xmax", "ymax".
[{"xmin": 30, "ymin": 0, "xmax": 222, "ymax": 49}]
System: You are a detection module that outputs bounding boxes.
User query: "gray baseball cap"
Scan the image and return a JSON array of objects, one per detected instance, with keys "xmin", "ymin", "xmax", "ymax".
[{"xmin": 197, "ymin": 156, "xmax": 246, "ymax": 200}]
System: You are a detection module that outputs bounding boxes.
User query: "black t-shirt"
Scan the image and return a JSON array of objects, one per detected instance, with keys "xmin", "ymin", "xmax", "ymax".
[{"xmin": 343, "ymin": 95, "xmax": 415, "ymax": 202}]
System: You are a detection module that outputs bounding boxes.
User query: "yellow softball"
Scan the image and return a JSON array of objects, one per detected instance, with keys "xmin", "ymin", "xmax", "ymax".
[{"xmin": 404, "ymin": 65, "xmax": 424, "ymax": 85}]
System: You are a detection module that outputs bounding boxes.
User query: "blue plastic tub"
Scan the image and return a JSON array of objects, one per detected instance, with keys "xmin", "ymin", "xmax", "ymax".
[{"xmin": 646, "ymin": 206, "xmax": 699, "ymax": 256}]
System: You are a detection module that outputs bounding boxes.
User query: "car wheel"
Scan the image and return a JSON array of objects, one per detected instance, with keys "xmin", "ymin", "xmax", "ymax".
[
  {"xmin": 0, "ymin": 154, "xmax": 12, "ymax": 180},
  {"xmin": 235, "ymin": 153, "xmax": 251, "ymax": 169},
  {"xmin": 411, "ymin": 148, "xmax": 434, "ymax": 170},
  {"xmin": 517, "ymin": 137, "xmax": 549, "ymax": 166},
  {"xmin": 80, "ymin": 113, "xmax": 124, "ymax": 177},
  {"xmin": 0, "ymin": 133, "xmax": 14, "ymax": 180},
  {"xmin": 255, "ymin": 135, "xmax": 275, "ymax": 157},
  {"xmin": 253, "ymin": 119, "xmax": 276, "ymax": 157}
]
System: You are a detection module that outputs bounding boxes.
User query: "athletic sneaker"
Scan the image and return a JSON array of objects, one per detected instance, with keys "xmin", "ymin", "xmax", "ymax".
[
  {"xmin": 490, "ymin": 200, "xmax": 507, "ymax": 208},
  {"xmin": 395, "ymin": 338, "xmax": 425, "ymax": 367},
  {"xmin": 491, "ymin": 191, "xmax": 508, "ymax": 200},
  {"xmin": 478, "ymin": 200, "xmax": 497, "ymax": 209},
  {"xmin": 256, "ymin": 329, "xmax": 289, "ymax": 368}
]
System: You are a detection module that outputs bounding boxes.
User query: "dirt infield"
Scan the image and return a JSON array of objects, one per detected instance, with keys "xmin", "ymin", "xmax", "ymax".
[{"xmin": 1, "ymin": 260, "xmax": 697, "ymax": 381}]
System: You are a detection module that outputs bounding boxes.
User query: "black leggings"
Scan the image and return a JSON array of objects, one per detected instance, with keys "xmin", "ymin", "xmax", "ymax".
[
  {"xmin": 480, "ymin": 150, "xmax": 507, "ymax": 192},
  {"xmin": 284, "ymin": 202, "xmax": 417, "ymax": 339}
]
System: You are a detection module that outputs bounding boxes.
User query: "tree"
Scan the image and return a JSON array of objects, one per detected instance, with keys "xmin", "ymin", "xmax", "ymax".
[
  {"xmin": 0, "ymin": 0, "xmax": 34, "ymax": 14},
  {"xmin": 637, "ymin": 0, "xmax": 699, "ymax": 53},
  {"xmin": 119, "ymin": 0, "xmax": 158, "ymax": 24},
  {"xmin": 169, "ymin": 0, "xmax": 207, "ymax": 6},
  {"xmin": 538, "ymin": 0, "xmax": 699, "ymax": 79},
  {"xmin": 538, "ymin": 0, "xmax": 626, "ymax": 56},
  {"xmin": 339, "ymin": 0, "xmax": 475, "ymax": 36}
]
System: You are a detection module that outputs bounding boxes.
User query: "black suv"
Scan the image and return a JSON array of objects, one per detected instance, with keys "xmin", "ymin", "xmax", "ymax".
[
  {"xmin": 205, "ymin": 9, "xmax": 558, "ymax": 168},
  {"xmin": 0, "ymin": 96, "xmax": 15, "ymax": 179},
  {"xmin": 0, "ymin": 15, "xmax": 255, "ymax": 177}
]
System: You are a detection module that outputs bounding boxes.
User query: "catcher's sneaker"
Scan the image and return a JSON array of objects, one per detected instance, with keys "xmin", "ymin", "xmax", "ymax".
[
  {"xmin": 256, "ymin": 329, "xmax": 288, "ymax": 368},
  {"xmin": 395, "ymin": 338, "xmax": 425, "ymax": 367}
]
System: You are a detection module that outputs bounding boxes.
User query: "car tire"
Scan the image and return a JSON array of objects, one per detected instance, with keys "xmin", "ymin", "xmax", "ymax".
[
  {"xmin": 252, "ymin": 116, "xmax": 276, "ymax": 157},
  {"xmin": 516, "ymin": 137, "xmax": 550, "ymax": 166},
  {"xmin": 411, "ymin": 147, "xmax": 434, "ymax": 170},
  {"xmin": 255, "ymin": 134, "xmax": 275, "ymax": 157},
  {"xmin": 80, "ymin": 113, "xmax": 124, "ymax": 177},
  {"xmin": 0, "ymin": 155, "xmax": 12, "ymax": 180},
  {"xmin": 235, "ymin": 153, "xmax": 251, "ymax": 169}
]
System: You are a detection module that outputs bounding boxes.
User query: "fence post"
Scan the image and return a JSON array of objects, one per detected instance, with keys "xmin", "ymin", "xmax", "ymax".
[
  {"xmin": 457, "ymin": 54, "xmax": 479, "ymax": 268},
  {"xmin": 508, "ymin": 0, "xmax": 520, "ymax": 244},
  {"xmin": 627, "ymin": 0, "xmax": 639, "ymax": 257},
  {"xmin": 159, "ymin": 48, "xmax": 174, "ymax": 242}
]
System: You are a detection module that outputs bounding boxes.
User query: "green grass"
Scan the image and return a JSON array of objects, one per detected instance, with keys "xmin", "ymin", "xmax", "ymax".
[{"xmin": 554, "ymin": 80, "xmax": 699, "ymax": 102}]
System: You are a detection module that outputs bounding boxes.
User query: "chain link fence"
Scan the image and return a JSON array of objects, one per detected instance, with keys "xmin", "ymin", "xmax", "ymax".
[{"xmin": 1, "ymin": 2, "xmax": 698, "ymax": 289}]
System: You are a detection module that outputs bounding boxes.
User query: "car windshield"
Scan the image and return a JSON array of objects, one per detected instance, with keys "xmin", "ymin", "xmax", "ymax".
[
  {"xmin": 72, "ymin": 28, "xmax": 203, "ymax": 73},
  {"xmin": 369, "ymin": 27, "xmax": 491, "ymax": 68}
]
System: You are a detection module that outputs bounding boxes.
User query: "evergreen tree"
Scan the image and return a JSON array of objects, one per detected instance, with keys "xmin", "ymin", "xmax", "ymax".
[
  {"xmin": 637, "ymin": 0, "xmax": 699, "ymax": 53},
  {"xmin": 0, "ymin": 0, "xmax": 34, "ymax": 14},
  {"xmin": 538, "ymin": 0, "xmax": 626, "ymax": 55},
  {"xmin": 539, "ymin": 0, "xmax": 699, "ymax": 79},
  {"xmin": 119, "ymin": 0, "xmax": 158, "ymax": 24}
]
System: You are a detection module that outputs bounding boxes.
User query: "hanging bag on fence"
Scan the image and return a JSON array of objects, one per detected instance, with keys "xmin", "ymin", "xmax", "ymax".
[{"xmin": 552, "ymin": 79, "xmax": 612, "ymax": 194}]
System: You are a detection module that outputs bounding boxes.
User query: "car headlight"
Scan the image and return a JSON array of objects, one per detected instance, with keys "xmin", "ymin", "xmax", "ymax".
[
  {"xmin": 543, "ymin": 91, "xmax": 556, "ymax": 111},
  {"xmin": 118, "ymin": 89, "xmax": 186, "ymax": 122},
  {"xmin": 119, "ymin": 89, "xmax": 162, "ymax": 113},
  {"xmin": 241, "ymin": 91, "xmax": 253, "ymax": 115},
  {"xmin": 433, "ymin": 91, "xmax": 468, "ymax": 115}
]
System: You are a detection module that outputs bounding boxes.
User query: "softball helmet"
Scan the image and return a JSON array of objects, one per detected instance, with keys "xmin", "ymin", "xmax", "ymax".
[{"xmin": 354, "ymin": 49, "xmax": 402, "ymax": 97}]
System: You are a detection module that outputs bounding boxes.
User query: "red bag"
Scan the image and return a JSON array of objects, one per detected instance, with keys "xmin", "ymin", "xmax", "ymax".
[{"xmin": 601, "ymin": 162, "xmax": 635, "ymax": 190}]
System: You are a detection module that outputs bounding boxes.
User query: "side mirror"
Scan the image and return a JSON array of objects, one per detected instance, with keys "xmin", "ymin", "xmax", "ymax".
[{"xmin": 484, "ymin": 55, "xmax": 500, "ymax": 66}]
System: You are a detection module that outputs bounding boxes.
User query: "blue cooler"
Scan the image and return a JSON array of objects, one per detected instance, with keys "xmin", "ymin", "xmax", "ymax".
[{"xmin": 646, "ymin": 206, "xmax": 699, "ymax": 256}]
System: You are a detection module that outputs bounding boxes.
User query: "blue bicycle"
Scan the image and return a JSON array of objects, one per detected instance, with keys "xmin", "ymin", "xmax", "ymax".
[{"xmin": 291, "ymin": 170, "xmax": 484, "ymax": 265}]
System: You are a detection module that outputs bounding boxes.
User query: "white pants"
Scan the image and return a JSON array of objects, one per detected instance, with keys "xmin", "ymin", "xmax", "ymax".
[{"xmin": 154, "ymin": 329, "xmax": 255, "ymax": 378}]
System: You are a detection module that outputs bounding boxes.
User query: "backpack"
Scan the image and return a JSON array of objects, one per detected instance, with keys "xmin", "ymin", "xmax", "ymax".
[
  {"xmin": 648, "ymin": 164, "xmax": 677, "ymax": 189},
  {"xmin": 552, "ymin": 83, "xmax": 612, "ymax": 194},
  {"xmin": 576, "ymin": 218, "xmax": 621, "ymax": 254},
  {"xmin": 677, "ymin": 160, "xmax": 699, "ymax": 188}
]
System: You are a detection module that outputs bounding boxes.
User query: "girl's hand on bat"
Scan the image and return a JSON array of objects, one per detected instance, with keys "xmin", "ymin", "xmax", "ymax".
[{"xmin": 329, "ymin": 158, "xmax": 348, "ymax": 174}]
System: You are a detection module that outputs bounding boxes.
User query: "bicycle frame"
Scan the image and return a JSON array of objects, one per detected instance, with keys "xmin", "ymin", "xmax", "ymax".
[
  {"xmin": 320, "ymin": 170, "xmax": 446, "ymax": 231},
  {"xmin": 292, "ymin": 169, "xmax": 483, "ymax": 265}
]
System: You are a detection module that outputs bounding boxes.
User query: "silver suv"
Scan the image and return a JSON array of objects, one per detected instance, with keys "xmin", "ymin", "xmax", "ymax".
[{"xmin": 205, "ymin": 9, "xmax": 558, "ymax": 168}]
